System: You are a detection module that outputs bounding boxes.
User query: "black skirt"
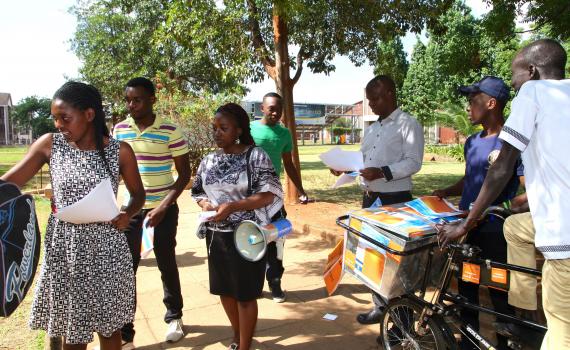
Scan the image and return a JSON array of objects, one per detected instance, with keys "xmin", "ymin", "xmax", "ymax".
[{"xmin": 206, "ymin": 228, "xmax": 267, "ymax": 301}]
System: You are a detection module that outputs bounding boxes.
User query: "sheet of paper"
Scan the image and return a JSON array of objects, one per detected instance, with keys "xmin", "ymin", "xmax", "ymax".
[
  {"xmin": 332, "ymin": 171, "xmax": 359, "ymax": 188},
  {"xmin": 322, "ymin": 313, "xmax": 338, "ymax": 321},
  {"xmin": 140, "ymin": 217, "xmax": 154, "ymax": 258},
  {"xmin": 319, "ymin": 147, "xmax": 364, "ymax": 171},
  {"xmin": 54, "ymin": 178, "xmax": 120, "ymax": 224},
  {"xmin": 198, "ymin": 211, "xmax": 217, "ymax": 222}
]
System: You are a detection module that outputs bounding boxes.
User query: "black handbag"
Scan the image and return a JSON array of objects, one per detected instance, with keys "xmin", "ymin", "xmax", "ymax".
[{"xmin": 0, "ymin": 180, "xmax": 41, "ymax": 317}]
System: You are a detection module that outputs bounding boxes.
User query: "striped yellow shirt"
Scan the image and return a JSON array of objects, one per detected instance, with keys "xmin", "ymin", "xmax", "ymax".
[{"xmin": 113, "ymin": 116, "xmax": 188, "ymax": 209}]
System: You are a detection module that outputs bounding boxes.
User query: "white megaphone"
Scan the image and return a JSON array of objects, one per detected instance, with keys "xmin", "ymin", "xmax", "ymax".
[{"xmin": 234, "ymin": 218, "xmax": 293, "ymax": 262}]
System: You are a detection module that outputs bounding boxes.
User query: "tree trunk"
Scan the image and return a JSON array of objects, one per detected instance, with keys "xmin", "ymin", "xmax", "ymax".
[{"xmin": 272, "ymin": 5, "xmax": 301, "ymax": 204}]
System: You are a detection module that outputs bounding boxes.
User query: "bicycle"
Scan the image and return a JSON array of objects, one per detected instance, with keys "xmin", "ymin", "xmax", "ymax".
[{"xmin": 337, "ymin": 207, "xmax": 546, "ymax": 350}]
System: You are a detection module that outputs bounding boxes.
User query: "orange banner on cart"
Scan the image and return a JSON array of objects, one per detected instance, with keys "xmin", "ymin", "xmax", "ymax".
[
  {"xmin": 491, "ymin": 268, "xmax": 508, "ymax": 285},
  {"xmin": 363, "ymin": 248, "xmax": 386, "ymax": 284},
  {"xmin": 462, "ymin": 262, "xmax": 481, "ymax": 284}
]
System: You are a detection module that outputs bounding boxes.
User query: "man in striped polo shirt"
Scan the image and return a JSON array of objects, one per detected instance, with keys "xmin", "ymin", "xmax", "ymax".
[{"xmin": 113, "ymin": 77, "xmax": 190, "ymax": 347}]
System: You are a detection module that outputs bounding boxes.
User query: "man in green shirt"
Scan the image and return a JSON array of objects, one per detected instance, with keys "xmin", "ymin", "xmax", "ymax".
[{"xmin": 250, "ymin": 92, "xmax": 308, "ymax": 303}]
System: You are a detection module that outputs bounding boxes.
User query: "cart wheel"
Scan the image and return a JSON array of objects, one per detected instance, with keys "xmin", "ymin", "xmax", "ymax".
[{"xmin": 379, "ymin": 298, "xmax": 455, "ymax": 350}]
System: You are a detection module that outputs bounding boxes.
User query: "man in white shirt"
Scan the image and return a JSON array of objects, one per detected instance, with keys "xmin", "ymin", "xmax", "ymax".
[
  {"xmin": 439, "ymin": 39, "xmax": 570, "ymax": 349},
  {"xmin": 333, "ymin": 75, "xmax": 424, "ymax": 325}
]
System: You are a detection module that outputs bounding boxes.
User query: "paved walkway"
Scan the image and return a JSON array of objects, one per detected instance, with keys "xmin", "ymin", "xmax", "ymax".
[{"xmin": 88, "ymin": 197, "xmax": 380, "ymax": 350}]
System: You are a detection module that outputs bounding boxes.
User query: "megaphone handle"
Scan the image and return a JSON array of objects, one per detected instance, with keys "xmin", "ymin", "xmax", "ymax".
[{"xmin": 276, "ymin": 238, "xmax": 285, "ymax": 260}]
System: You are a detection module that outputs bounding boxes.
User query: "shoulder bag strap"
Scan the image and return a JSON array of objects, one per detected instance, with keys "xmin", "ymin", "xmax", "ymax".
[{"xmin": 245, "ymin": 146, "xmax": 255, "ymax": 196}]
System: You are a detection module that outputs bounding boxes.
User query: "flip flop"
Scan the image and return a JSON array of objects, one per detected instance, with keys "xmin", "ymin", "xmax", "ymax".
[{"xmin": 228, "ymin": 343, "xmax": 239, "ymax": 350}]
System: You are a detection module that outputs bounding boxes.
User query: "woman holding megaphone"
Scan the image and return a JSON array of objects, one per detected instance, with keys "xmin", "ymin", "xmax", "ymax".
[{"xmin": 191, "ymin": 103, "xmax": 284, "ymax": 350}]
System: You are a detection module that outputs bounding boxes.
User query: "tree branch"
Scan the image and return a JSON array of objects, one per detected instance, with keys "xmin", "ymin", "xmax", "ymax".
[
  {"xmin": 245, "ymin": 0, "xmax": 276, "ymax": 79},
  {"xmin": 291, "ymin": 48, "xmax": 306, "ymax": 85}
]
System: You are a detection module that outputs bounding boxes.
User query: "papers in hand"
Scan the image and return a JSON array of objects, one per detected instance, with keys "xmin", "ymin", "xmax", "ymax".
[
  {"xmin": 319, "ymin": 146, "xmax": 364, "ymax": 172},
  {"xmin": 199, "ymin": 211, "xmax": 217, "ymax": 222},
  {"xmin": 332, "ymin": 171, "xmax": 359, "ymax": 188},
  {"xmin": 140, "ymin": 217, "xmax": 154, "ymax": 258},
  {"xmin": 54, "ymin": 178, "xmax": 119, "ymax": 224}
]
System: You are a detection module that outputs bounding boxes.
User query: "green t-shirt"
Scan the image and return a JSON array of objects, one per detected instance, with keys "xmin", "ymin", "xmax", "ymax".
[{"xmin": 250, "ymin": 120, "xmax": 293, "ymax": 176}]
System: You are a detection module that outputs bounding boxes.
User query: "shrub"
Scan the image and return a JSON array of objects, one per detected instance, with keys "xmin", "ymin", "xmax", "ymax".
[
  {"xmin": 154, "ymin": 89, "xmax": 240, "ymax": 175},
  {"xmin": 425, "ymin": 144, "xmax": 465, "ymax": 162}
]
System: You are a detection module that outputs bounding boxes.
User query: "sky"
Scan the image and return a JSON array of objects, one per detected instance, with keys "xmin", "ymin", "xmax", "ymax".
[{"xmin": 0, "ymin": 0, "xmax": 491, "ymax": 105}]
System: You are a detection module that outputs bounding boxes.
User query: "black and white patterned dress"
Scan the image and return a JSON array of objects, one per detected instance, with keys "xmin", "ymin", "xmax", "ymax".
[
  {"xmin": 191, "ymin": 146, "xmax": 283, "ymax": 300},
  {"xmin": 29, "ymin": 133, "xmax": 135, "ymax": 344}
]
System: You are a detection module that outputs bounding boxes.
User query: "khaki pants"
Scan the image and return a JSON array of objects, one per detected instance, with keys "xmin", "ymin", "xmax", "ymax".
[
  {"xmin": 503, "ymin": 213, "xmax": 537, "ymax": 310},
  {"xmin": 504, "ymin": 213, "xmax": 570, "ymax": 349}
]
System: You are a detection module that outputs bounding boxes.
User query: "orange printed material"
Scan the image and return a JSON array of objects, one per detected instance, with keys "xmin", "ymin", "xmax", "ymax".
[
  {"xmin": 323, "ymin": 238, "xmax": 344, "ymax": 296},
  {"xmin": 491, "ymin": 268, "xmax": 508, "ymax": 285},
  {"xmin": 387, "ymin": 241, "xmax": 403, "ymax": 263},
  {"xmin": 349, "ymin": 218, "xmax": 362, "ymax": 232},
  {"xmin": 324, "ymin": 258, "xmax": 343, "ymax": 296},
  {"xmin": 462, "ymin": 262, "xmax": 481, "ymax": 284},
  {"xmin": 362, "ymin": 248, "xmax": 385, "ymax": 284}
]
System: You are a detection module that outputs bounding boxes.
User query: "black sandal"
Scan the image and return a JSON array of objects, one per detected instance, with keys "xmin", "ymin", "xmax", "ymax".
[{"xmin": 228, "ymin": 343, "xmax": 239, "ymax": 350}]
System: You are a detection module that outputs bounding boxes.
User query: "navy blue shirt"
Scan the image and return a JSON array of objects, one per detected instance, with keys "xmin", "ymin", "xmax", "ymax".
[{"xmin": 459, "ymin": 131, "xmax": 524, "ymax": 211}]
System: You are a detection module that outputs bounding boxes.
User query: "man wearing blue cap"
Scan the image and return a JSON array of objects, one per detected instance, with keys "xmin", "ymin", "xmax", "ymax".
[{"xmin": 433, "ymin": 76, "xmax": 523, "ymax": 350}]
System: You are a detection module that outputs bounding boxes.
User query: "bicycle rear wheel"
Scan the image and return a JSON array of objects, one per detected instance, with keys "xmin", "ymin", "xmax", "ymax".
[{"xmin": 379, "ymin": 297, "xmax": 456, "ymax": 350}]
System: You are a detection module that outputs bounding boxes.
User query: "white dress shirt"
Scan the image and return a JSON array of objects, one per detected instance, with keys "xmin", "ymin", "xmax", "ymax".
[{"xmin": 360, "ymin": 108, "xmax": 424, "ymax": 193}]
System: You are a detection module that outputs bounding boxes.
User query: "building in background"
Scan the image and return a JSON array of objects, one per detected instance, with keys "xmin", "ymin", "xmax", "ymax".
[
  {"xmin": 0, "ymin": 93, "xmax": 13, "ymax": 145},
  {"xmin": 243, "ymin": 94, "xmax": 461, "ymax": 145}
]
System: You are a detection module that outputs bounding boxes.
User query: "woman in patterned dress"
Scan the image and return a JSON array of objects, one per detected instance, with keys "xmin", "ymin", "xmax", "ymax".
[
  {"xmin": 1, "ymin": 82, "xmax": 145, "ymax": 349},
  {"xmin": 192, "ymin": 103, "xmax": 283, "ymax": 350}
]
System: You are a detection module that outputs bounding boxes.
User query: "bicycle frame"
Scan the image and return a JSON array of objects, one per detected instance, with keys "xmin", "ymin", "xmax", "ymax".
[
  {"xmin": 336, "ymin": 213, "xmax": 547, "ymax": 349},
  {"xmin": 416, "ymin": 242, "xmax": 546, "ymax": 349}
]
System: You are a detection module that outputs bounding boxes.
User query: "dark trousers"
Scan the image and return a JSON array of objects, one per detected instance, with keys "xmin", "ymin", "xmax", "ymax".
[
  {"xmin": 266, "ymin": 241, "xmax": 284, "ymax": 282},
  {"xmin": 265, "ymin": 207, "xmax": 287, "ymax": 283},
  {"xmin": 362, "ymin": 191, "xmax": 413, "ymax": 310},
  {"xmin": 121, "ymin": 204, "xmax": 183, "ymax": 342},
  {"xmin": 458, "ymin": 217, "xmax": 514, "ymax": 350}
]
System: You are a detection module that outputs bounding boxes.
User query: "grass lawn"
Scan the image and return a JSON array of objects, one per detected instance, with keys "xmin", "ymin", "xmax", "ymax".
[
  {"xmin": 0, "ymin": 146, "xmax": 50, "ymax": 191},
  {"xmin": 0, "ymin": 143, "xmax": 464, "ymax": 349}
]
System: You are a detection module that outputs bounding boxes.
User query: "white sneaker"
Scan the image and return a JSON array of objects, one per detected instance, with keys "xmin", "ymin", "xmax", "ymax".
[
  {"xmin": 92, "ymin": 341, "xmax": 134, "ymax": 350},
  {"xmin": 165, "ymin": 318, "xmax": 184, "ymax": 343}
]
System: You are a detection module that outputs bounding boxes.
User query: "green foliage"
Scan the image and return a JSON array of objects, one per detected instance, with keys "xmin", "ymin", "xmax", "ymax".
[
  {"xmin": 330, "ymin": 126, "xmax": 361, "ymax": 137},
  {"xmin": 401, "ymin": 40, "xmax": 439, "ymax": 125},
  {"xmin": 401, "ymin": 1, "xmax": 521, "ymax": 126},
  {"xmin": 425, "ymin": 144, "xmax": 465, "ymax": 162},
  {"xmin": 12, "ymin": 96, "xmax": 56, "ymax": 138},
  {"xmin": 70, "ymin": 0, "xmax": 249, "ymax": 107},
  {"xmin": 434, "ymin": 101, "xmax": 480, "ymax": 138},
  {"xmin": 483, "ymin": 0, "xmax": 570, "ymax": 40},
  {"xmin": 373, "ymin": 37, "xmax": 409, "ymax": 89},
  {"xmin": 154, "ymin": 86, "xmax": 241, "ymax": 174}
]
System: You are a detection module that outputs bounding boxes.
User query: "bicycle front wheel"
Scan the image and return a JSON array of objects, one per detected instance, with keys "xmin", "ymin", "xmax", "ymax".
[{"xmin": 379, "ymin": 297, "xmax": 456, "ymax": 350}]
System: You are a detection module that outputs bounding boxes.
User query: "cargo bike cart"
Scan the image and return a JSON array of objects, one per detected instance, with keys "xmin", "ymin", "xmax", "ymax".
[{"xmin": 333, "ymin": 197, "xmax": 547, "ymax": 350}]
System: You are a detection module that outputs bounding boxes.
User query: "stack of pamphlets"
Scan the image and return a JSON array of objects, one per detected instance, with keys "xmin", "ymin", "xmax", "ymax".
[{"xmin": 350, "ymin": 196, "xmax": 464, "ymax": 239}]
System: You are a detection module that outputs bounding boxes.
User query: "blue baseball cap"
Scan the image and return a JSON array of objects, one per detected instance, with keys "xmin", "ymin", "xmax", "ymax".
[{"xmin": 459, "ymin": 76, "xmax": 510, "ymax": 102}]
